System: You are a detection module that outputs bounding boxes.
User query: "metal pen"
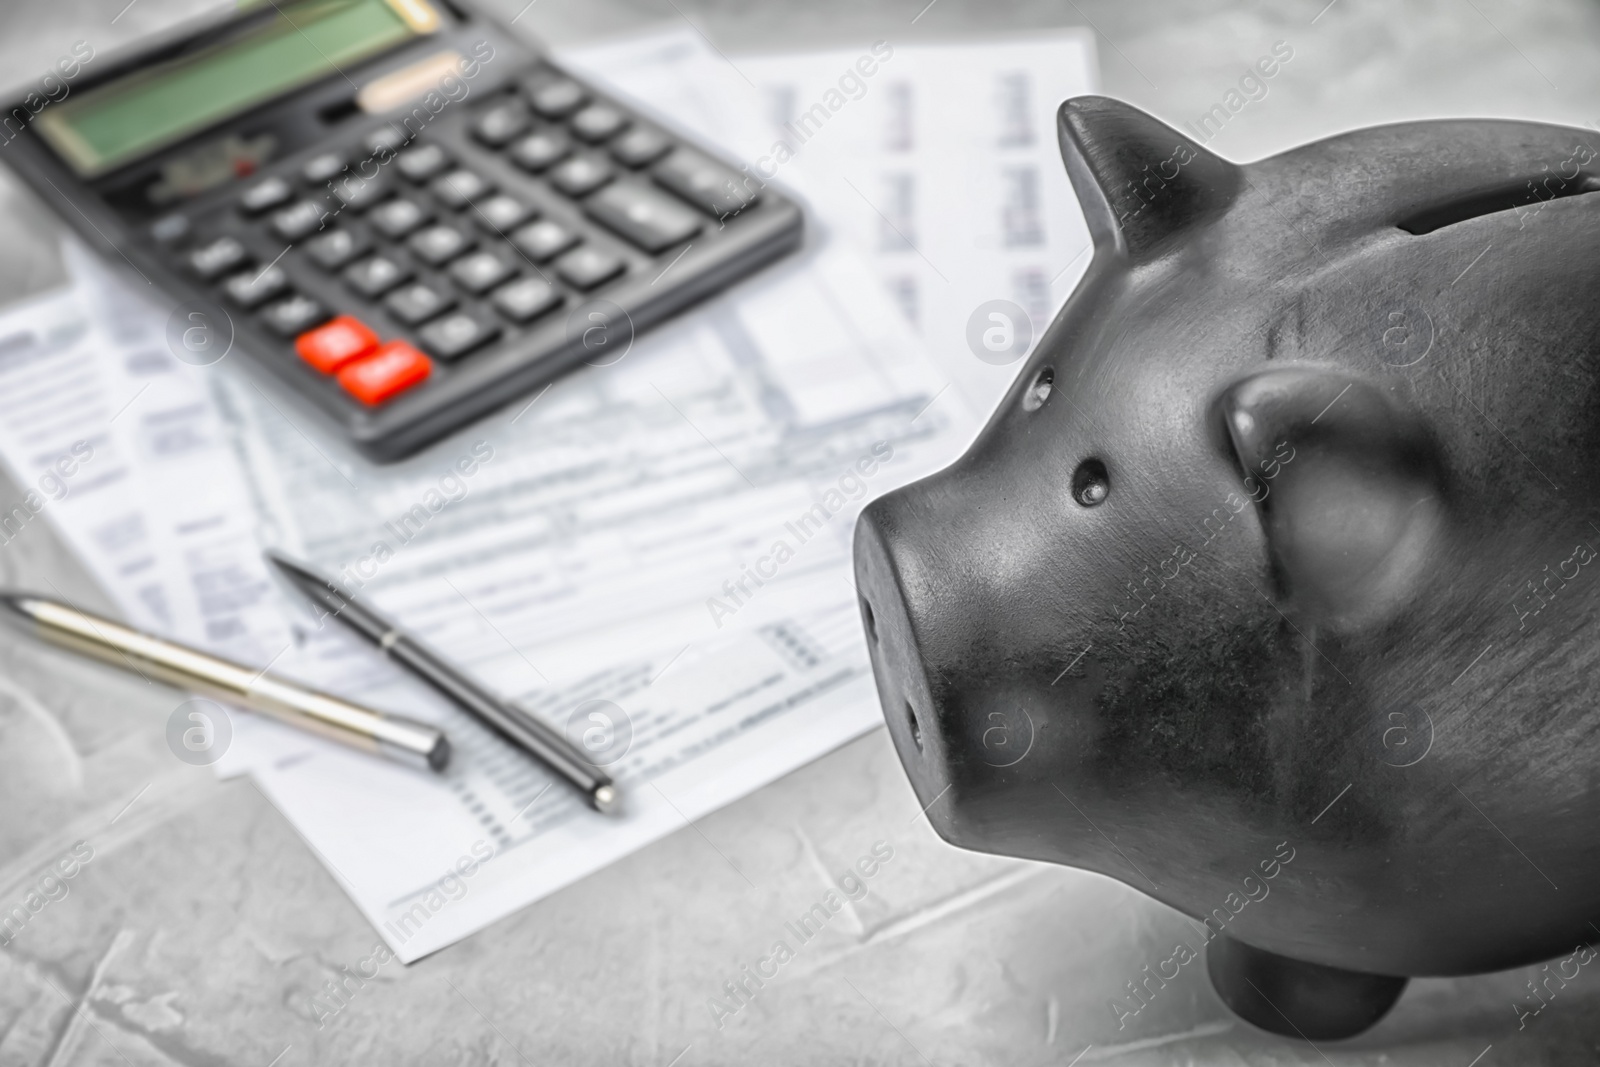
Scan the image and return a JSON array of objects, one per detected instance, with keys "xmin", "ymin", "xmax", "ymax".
[
  {"xmin": 265, "ymin": 550, "xmax": 620, "ymax": 814},
  {"xmin": 0, "ymin": 591, "xmax": 449, "ymax": 772}
]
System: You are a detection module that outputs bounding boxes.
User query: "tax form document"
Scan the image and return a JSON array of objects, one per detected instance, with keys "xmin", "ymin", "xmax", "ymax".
[
  {"xmin": 0, "ymin": 33, "xmax": 986, "ymax": 962},
  {"xmin": 734, "ymin": 33, "xmax": 1100, "ymax": 424}
]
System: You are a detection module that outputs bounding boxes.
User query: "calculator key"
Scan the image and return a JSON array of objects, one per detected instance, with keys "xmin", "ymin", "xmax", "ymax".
[
  {"xmin": 654, "ymin": 151, "xmax": 759, "ymax": 217},
  {"xmin": 570, "ymin": 104, "xmax": 629, "ymax": 144},
  {"xmin": 295, "ymin": 315, "xmax": 379, "ymax": 373},
  {"xmin": 527, "ymin": 78, "xmax": 587, "ymax": 118},
  {"xmin": 508, "ymin": 130, "xmax": 571, "ymax": 173},
  {"xmin": 364, "ymin": 125, "xmax": 410, "ymax": 155},
  {"xmin": 260, "ymin": 294, "xmax": 329, "ymax": 337},
  {"xmin": 509, "ymin": 219, "xmax": 580, "ymax": 262},
  {"xmin": 239, "ymin": 176, "xmax": 293, "ymax": 215},
  {"xmin": 397, "ymin": 143, "xmax": 451, "ymax": 183},
  {"xmin": 305, "ymin": 228, "xmax": 369, "ymax": 270},
  {"xmin": 329, "ymin": 171, "xmax": 391, "ymax": 212},
  {"xmin": 338, "ymin": 341, "xmax": 432, "ymax": 404},
  {"xmin": 151, "ymin": 214, "xmax": 191, "ymax": 244},
  {"xmin": 187, "ymin": 236, "xmax": 250, "ymax": 280},
  {"xmin": 610, "ymin": 126, "xmax": 671, "ymax": 168},
  {"xmin": 418, "ymin": 310, "xmax": 502, "ymax": 360},
  {"xmin": 491, "ymin": 277, "xmax": 561, "ymax": 323},
  {"xmin": 472, "ymin": 101, "xmax": 531, "ymax": 147},
  {"xmin": 548, "ymin": 156, "xmax": 614, "ymax": 197},
  {"xmin": 222, "ymin": 266, "xmax": 289, "ymax": 308},
  {"xmin": 343, "ymin": 255, "xmax": 412, "ymax": 297},
  {"xmin": 301, "ymin": 152, "xmax": 345, "ymax": 185},
  {"xmin": 473, "ymin": 194, "xmax": 534, "ymax": 233},
  {"xmin": 369, "ymin": 197, "xmax": 433, "ymax": 238},
  {"xmin": 448, "ymin": 250, "xmax": 516, "ymax": 294},
  {"xmin": 270, "ymin": 200, "xmax": 328, "ymax": 241},
  {"xmin": 407, "ymin": 224, "xmax": 474, "ymax": 266},
  {"xmin": 431, "ymin": 169, "xmax": 493, "ymax": 209},
  {"xmin": 385, "ymin": 282, "xmax": 456, "ymax": 326},
  {"xmin": 585, "ymin": 182, "xmax": 700, "ymax": 253},
  {"xmin": 554, "ymin": 246, "xmax": 624, "ymax": 290}
]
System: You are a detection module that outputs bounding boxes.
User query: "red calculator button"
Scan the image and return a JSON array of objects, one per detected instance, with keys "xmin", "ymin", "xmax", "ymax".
[
  {"xmin": 337, "ymin": 341, "xmax": 432, "ymax": 405},
  {"xmin": 295, "ymin": 315, "xmax": 379, "ymax": 373}
]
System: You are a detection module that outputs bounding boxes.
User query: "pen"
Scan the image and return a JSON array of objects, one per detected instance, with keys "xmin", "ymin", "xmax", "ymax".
[
  {"xmin": 0, "ymin": 591, "xmax": 449, "ymax": 772},
  {"xmin": 265, "ymin": 550, "xmax": 621, "ymax": 815}
]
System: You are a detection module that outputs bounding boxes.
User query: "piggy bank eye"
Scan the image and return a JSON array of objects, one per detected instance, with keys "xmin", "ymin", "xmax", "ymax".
[
  {"xmin": 1022, "ymin": 366, "xmax": 1054, "ymax": 411},
  {"xmin": 1072, "ymin": 458, "xmax": 1110, "ymax": 506}
]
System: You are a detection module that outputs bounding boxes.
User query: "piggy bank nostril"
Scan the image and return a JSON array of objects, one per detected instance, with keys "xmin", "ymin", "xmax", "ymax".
[
  {"xmin": 904, "ymin": 701, "xmax": 923, "ymax": 752},
  {"xmin": 1022, "ymin": 366, "xmax": 1054, "ymax": 412},
  {"xmin": 1072, "ymin": 458, "xmax": 1110, "ymax": 507},
  {"xmin": 861, "ymin": 598, "xmax": 878, "ymax": 643}
]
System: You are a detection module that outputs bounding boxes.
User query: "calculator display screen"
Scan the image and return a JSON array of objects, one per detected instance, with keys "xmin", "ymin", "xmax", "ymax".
[{"xmin": 35, "ymin": 0, "xmax": 441, "ymax": 178}]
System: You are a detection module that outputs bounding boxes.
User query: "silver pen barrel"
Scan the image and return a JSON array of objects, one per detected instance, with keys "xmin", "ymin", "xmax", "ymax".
[{"xmin": 4, "ymin": 594, "xmax": 448, "ymax": 772}]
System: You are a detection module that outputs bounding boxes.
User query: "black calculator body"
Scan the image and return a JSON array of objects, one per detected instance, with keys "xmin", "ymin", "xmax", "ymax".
[{"xmin": 1, "ymin": 0, "xmax": 801, "ymax": 461}]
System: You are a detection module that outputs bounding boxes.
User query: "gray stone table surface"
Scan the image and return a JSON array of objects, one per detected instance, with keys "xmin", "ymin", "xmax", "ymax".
[{"xmin": 2, "ymin": 0, "xmax": 1600, "ymax": 1064}]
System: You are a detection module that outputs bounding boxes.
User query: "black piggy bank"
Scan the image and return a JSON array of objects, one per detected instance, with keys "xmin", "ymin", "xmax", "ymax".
[{"xmin": 853, "ymin": 96, "xmax": 1600, "ymax": 1040}]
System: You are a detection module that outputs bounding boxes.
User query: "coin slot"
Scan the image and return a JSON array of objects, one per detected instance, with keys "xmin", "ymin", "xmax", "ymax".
[{"xmin": 1397, "ymin": 177, "xmax": 1600, "ymax": 235}]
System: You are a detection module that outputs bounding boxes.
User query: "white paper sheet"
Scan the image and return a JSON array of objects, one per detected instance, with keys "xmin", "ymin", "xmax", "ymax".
[
  {"xmin": 735, "ymin": 32, "xmax": 1099, "ymax": 421},
  {"xmin": 0, "ymin": 28, "xmax": 1097, "ymax": 962}
]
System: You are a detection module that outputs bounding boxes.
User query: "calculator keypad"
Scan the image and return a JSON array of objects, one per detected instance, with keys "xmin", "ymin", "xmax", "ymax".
[{"xmin": 177, "ymin": 60, "xmax": 782, "ymax": 418}]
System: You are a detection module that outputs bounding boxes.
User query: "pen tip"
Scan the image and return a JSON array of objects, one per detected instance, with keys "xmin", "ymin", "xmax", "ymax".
[
  {"xmin": 592, "ymin": 784, "xmax": 622, "ymax": 815},
  {"xmin": 262, "ymin": 548, "xmax": 305, "ymax": 578},
  {"xmin": 0, "ymin": 592, "xmax": 42, "ymax": 633},
  {"xmin": 263, "ymin": 550, "xmax": 334, "ymax": 596}
]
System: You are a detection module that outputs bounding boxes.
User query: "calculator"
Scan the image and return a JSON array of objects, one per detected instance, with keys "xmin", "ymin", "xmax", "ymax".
[{"xmin": 3, "ymin": 0, "xmax": 801, "ymax": 461}]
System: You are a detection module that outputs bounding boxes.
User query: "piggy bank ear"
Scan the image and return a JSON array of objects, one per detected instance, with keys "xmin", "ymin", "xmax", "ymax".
[
  {"xmin": 1058, "ymin": 96, "xmax": 1241, "ymax": 261},
  {"xmin": 1214, "ymin": 367, "xmax": 1446, "ymax": 630}
]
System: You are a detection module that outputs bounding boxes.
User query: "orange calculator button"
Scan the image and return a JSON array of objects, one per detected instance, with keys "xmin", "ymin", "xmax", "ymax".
[
  {"xmin": 295, "ymin": 315, "xmax": 380, "ymax": 373},
  {"xmin": 337, "ymin": 341, "xmax": 432, "ymax": 405}
]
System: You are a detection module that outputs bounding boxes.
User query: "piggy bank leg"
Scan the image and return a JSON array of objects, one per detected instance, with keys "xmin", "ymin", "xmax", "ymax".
[{"xmin": 1206, "ymin": 934, "xmax": 1408, "ymax": 1040}]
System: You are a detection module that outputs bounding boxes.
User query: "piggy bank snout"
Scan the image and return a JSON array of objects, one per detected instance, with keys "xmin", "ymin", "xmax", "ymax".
[{"xmin": 852, "ymin": 494, "xmax": 947, "ymax": 797}]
